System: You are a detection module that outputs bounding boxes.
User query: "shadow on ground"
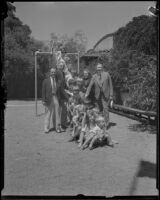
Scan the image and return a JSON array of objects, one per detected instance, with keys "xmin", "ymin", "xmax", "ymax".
[
  {"xmin": 107, "ymin": 122, "xmax": 117, "ymax": 129},
  {"xmin": 129, "ymin": 160, "xmax": 156, "ymax": 195},
  {"xmin": 37, "ymin": 113, "xmax": 45, "ymax": 117},
  {"xmin": 128, "ymin": 123, "xmax": 157, "ymax": 134}
]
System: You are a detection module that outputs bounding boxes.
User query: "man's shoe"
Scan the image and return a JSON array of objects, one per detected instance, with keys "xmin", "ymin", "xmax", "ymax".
[
  {"xmin": 60, "ymin": 127, "xmax": 66, "ymax": 132},
  {"xmin": 56, "ymin": 128, "xmax": 61, "ymax": 133},
  {"xmin": 49, "ymin": 127, "xmax": 55, "ymax": 132},
  {"xmin": 68, "ymin": 137, "xmax": 75, "ymax": 142},
  {"xmin": 61, "ymin": 125, "xmax": 68, "ymax": 130},
  {"xmin": 44, "ymin": 130, "xmax": 50, "ymax": 134}
]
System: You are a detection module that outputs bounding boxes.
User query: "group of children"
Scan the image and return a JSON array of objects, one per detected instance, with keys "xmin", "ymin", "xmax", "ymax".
[{"xmin": 66, "ymin": 82, "xmax": 117, "ymax": 150}]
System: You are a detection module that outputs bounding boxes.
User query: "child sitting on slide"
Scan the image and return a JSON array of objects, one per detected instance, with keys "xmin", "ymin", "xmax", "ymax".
[
  {"xmin": 79, "ymin": 112, "xmax": 118, "ymax": 150},
  {"xmin": 78, "ymin": 109, "xmax": 100, "ymax": 149},
  {"xmin": 88, "ymin": 116, "xmax": 117, "ymax": 150}
]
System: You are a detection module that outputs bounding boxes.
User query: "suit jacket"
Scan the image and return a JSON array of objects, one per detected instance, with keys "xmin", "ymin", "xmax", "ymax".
[
  {"xmin": 56, "ymin": 70, "xmax": 68, "ymax": 104},
  {"xmin": 82, "ymin": 75, "xmax": 92, "ymax": 93},
  {"xmin": 86, "ymin": 71, "xmax": 113, "ymax": 100},
  {"xmin": 42, "ymin": 77, "xmax": 57, "ymax": 106}
]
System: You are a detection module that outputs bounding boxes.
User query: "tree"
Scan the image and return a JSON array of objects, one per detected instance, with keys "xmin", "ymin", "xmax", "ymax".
[
  {"xmin": 125, "ymin": 52, "xmax": 157, "ymax": 111},
  {"xmin": 98, "ymin": 50, "xmax": 157, "ymax": 111},
  {"xmin": 50, "ymin": 30, "xmax": 87, "ymax": 72},
  {"xmin": 85, "ymin": 15, "xmax": 157, "ymax": 111},
  {"xmin": 4, "ymin": 3, "xmax": 48, "ymax": 98},
  {"xmin": 111, "ymin": 15, "xmax": 157, "ymax": 111},
  {"xmin": 50, "ymin": 30, "xmax": 87, "ymax": 54},
  {"xmin": 113, "ymin": 15, "xmax": 157, "ymax": 55},
  {"xmin": 73, "ymin": 30, "xmax": 88, "ymax": 55}
]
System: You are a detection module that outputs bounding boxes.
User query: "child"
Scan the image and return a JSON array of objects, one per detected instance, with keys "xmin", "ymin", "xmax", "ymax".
[
  {"xmin": 67, "ymin": 87, "xmax": 82, "ymax": 129},
  {"xmin": 79, "ymin": 110, "xmax": 101, "ymax": 149},
  {"xmin": 77, "ymin": 106, "xmax": 98, "ymax": 147},
  {"xmin": 68, "ymin": 103, "xmax": 85, "ymax": 142},
  {"xmin": 77, "ymin": 111, "xmax": 89, "ymax": 147},
  {"xmin": 67, "ymin": 96, "xmax": 75, "ymax": 128},
  {"xmin": 88, "ymin": 116, "xmax": 118, "ymax": 150}
]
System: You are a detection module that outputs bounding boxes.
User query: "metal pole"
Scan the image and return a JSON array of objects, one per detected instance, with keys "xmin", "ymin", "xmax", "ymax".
[
  {"xmin": 78, "ymin": 52, "xmax": 80, "ymax": 74},
  {"xmin": 35, "ymin": 52, "xmax": 38, "ymax": 116}
]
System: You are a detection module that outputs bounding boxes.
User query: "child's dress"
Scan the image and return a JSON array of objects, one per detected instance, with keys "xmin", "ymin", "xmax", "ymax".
[{"xmin": 83, "ymin": 125, "xmax": 101, "ymax": 139}]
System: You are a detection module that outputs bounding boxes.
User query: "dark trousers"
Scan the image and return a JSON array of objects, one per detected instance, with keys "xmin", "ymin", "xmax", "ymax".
[
  {"xmin": 96, "ymin": 92, "xmax": 110, "ymax": 128},
  {"xmin": 60, "ymin": 100, "xmax": 68, "ymax": 127}
]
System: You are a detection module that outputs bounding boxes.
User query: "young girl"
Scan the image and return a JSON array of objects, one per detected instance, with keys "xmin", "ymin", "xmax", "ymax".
[
  {"xmin": 79, "ymin": 110, "xmax": 101, "ymax": 149},
  {"xmin": 88, "ymin": 116, "xmax": 118, "ymax": 150}
]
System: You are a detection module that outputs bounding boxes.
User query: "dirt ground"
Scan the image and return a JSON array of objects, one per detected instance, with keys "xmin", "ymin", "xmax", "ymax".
[{"xmin": 2, "ymin": 101, "xmax": 158, "ymax": 197}]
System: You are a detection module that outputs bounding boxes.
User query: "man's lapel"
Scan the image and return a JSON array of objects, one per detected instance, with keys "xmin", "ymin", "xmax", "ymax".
[
  {"xmin": 48, "ymin": 77, "xmax": 52, "ymax": 89},
  {"xmin": 101, "ymin": 72, "xmax": 105, "ymax": 86},
  {"xmin": 95, "ymin": 74, "xmax": 100, "ymax": 86},
  {"xmin": 95, "ymin": 74, "xmax": 101, "ymax": 87}
]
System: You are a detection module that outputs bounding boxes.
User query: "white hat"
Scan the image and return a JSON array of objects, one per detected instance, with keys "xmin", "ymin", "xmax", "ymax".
[{"xmin": 96, "ymin": 63, "xmax": 103, "ymax": 70}]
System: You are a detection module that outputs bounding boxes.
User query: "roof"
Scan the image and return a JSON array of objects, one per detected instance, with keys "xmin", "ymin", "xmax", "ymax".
[
  {"xmin": 80, "ymin": 49, "xmax": 111, "ymax": 59},
  {"xmin": 80, "ymin": 53, "xmax": 99, "ymax": 58}
]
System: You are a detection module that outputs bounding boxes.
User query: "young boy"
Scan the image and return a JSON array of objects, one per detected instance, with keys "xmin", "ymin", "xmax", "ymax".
[
  {"xmin": 67, "ymin": 85, "xmax": 82, "ymax": 128},
  {"xmin": 67, "ymin": 96, "xmax": 76, "ymax": 127},
  {"xmin": 68, "ymin": 102, "xmax": 85, "ymax": 142}
]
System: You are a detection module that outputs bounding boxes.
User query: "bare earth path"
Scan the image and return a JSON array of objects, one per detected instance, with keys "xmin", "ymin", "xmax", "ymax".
[{"xmin": 2, "ymin": 101, "xmax": 157, "ymax": 196}]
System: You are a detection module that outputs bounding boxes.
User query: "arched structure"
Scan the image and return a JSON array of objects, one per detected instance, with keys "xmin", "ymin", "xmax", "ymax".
[
  {"xmin": 79, "ymin": 32, "xmax": 115, "ymax": 75},
  {"xmin": 93, "ymin": 33, "xmax": 114, "ymax": 52}
]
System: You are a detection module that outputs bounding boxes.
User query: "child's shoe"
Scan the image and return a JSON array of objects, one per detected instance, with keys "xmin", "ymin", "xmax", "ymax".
[{"xmin": 89, "ymin": 146, "xmax": 94, "ymax": 150}]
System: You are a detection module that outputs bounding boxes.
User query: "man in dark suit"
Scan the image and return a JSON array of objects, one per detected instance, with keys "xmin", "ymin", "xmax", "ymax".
[
  {"xmin": 56, "ymin": 62, "xmax": 69, "ymax": 130},
  {"xmin": 85, "ymin": 63, "xmax": 113, "ymax": 129},
  {"xmin": 42, "ymin": 68, "xmax": 61, "ymax": 133}
]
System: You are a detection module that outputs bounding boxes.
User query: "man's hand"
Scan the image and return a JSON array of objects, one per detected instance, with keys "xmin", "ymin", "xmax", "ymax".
[
  {"xmin": 84, "ymin": 93, "xmax": 88, "ymax": 99},
  {"xmin": 110, "ymin": 99, "xmax": 113, "ymax": 108},
  {"xmin": 65, "ymin": 89, "xmax": 73, "ymax": 97}
]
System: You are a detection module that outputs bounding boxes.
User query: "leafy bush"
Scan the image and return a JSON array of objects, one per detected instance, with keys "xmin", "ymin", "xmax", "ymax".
[
  {"xmin": 98, "ymin": 50, "xmax": 157, "ymax": 111},
  {"xmin": 4, "ymin": 3, "xmax": 88, "ymax": 99},
  {"xmin": 111, "ymin": 15, "xmax": 157, "ymax": 111},
  {"xmin": 83, "ymin": 15, "xmax": 157, "ymax": 111},
  {"xmin": 114, "ymin": 15, "xmax": 157, "ymax": 55}
]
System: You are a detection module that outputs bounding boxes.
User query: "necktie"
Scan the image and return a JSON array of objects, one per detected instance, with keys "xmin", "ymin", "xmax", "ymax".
[
  {"xmin": 98, "ymin": 73, "xmax": 103, "ymax": 92},
  {"xmin": 99, "ymin": 73, "xmax": 102, "ymax": 86},
  {"xmin": 51, "ymin": 77, "xmax": 56, "ymax": 94}
]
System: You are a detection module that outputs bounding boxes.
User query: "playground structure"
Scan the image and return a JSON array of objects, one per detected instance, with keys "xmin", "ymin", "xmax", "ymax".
[
  {"xmin": 34, "ymin": 47, "xmax": 80, "ymax": 116},
  {"xmin": 34, "ymin": 42, "xmax": 157, "ymax": 124}
]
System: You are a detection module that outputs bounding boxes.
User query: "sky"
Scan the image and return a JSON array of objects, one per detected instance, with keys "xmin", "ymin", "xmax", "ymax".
[{"xmin": 14, "ymin": 1, "xmax": 156, "ymax": 50}]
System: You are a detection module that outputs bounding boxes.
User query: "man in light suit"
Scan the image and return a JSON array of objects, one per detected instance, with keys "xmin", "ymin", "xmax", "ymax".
[
  {"xmin": 42, "ymin": 68, "xmax": 61, "ymax": 133},
  {"xmin": 85, "ymin": 63, "xmax": 113, "ymax": 129}
]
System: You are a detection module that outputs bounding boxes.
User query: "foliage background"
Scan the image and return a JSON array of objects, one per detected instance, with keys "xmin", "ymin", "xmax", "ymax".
[
  {"xmin": 81, "ymin": 15, "xmax": 157, "ymax": 111},
  {"xmin": 4, "ymin": 3, "xmax": 158, "ymax": 111},
  {"xmin": 4, "ymin": 3, "xmax": 87, "ymax": 99}
]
